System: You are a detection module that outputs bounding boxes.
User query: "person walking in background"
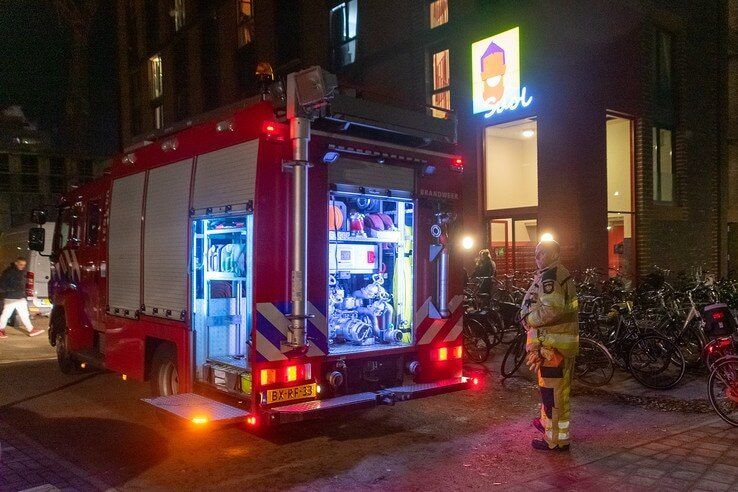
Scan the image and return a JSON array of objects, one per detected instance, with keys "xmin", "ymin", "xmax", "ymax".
[
  {"xmin": 472, "ymin": 249, "xmax": 496, "ymax": 297},
  {"xmin": 0, "ymin": 257, "xmax": 45, "ymax": 339},
  {"xmin": 521, "ymin": 239, "xmax": 579, "ymax": 451}
]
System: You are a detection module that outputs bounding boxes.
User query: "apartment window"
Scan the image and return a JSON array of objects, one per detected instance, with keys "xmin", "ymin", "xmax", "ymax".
[
  {"xmin": 429, "ymin": 0, "xmax": 448, "ymax": 28},
  {"xmin": 330, "ymin": 0, "xmax": 358, "ymax": 67},
  {"xmin": 652, "ymin": 126, "xmax": 674, "ymax": 202},
  {"xmin": 237, "ymin": 0, "xmax": 254, "ymax": 48},
  {"xmin": 149, "ymin": 54, "xmax": 163, "ymax": 99},
  {"xmin": 172, "ymin": 0, "xmax": 185, "ymax": 31},
  {"xmin": 21, "ymin": 155, "xmax": 39, "ymax": 192},
  {"xmin": 430, "ymin": 49, "xmax": 450, "ymax": 118},
  {"xmin": 149, "ymin": 54, "xmax": 164, "ymax": 129}
]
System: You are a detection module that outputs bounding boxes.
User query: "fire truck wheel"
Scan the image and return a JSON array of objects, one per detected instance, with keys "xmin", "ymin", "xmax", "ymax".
[
  {"xmin": 56, "ymin": 331, "xmax": 78, "ymax": 375},
  {"xmin": 151, "ymin": 345, "xmax": 179, "ymax": 396}
]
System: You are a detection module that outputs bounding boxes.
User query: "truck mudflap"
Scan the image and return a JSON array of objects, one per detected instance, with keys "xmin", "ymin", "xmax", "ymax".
[
  {"xmin": 268, "ymin": 376, "xmax": 471, "ymax": 424},
  {"xmin": 143, "ymin": 393, "xmax": 250, "ymax": 425}
]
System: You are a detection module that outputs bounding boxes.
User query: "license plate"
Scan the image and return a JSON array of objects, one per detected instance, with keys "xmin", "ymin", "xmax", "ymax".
[
  {"xmin": 265, "ymin": 383, "xmax": 316, "ymax": 405},
  {"xmin": 41, "ymin": 299, "xmax": 51, "ymax": 306}
]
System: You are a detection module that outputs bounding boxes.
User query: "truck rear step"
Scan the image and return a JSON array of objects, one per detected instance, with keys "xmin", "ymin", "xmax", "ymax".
[
  {"xmin": 269, "ymin": 376, "xmax": 471, "ymax": 424},
  {"xmin": 143, "ymin": 393, "xmax": 249, "ymax": 424}
]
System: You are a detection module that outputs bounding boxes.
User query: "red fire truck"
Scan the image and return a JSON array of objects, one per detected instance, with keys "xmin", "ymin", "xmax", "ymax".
[{"xmin": 29, "ymin": 67, "xmax": 473, "ymax": 427}]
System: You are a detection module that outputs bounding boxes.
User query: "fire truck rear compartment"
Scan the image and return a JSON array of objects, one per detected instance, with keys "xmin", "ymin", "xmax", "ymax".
[
  {"xmin": 192, "ymin": 214, "xmax": 253, "ymax": 395},
  {"xmin": 327, "ymin": 161, "xmax": 416, "ymax": 356}
]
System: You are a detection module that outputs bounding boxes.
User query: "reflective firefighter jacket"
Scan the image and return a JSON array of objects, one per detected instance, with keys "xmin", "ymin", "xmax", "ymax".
[{"xmin": 522, "ymin": 262, "xmax": 579, "ymax": 358}]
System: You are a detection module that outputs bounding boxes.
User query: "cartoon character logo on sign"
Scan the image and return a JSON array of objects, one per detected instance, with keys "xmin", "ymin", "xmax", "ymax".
[{"xmin": 472, "ymin": 27, "xmax": 533, "ymax": 118}]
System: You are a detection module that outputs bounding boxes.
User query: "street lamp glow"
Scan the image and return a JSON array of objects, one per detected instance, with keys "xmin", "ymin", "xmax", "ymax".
[
  {"xmin": 462, "ymin": 236, "xmax": 474, "ymax": 250},
  {"xmin": 540, "ymin": 232, "xmax": 554, "ymax": 242}
]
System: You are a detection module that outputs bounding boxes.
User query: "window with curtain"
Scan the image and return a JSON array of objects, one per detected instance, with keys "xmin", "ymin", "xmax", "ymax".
[
  {"xmin": 430, "ymin": 49, "xmax": 450, "ymax": 118},
  {"xmin": 429, "ymin": 0, "xmax": 448, "ymax": 28}
]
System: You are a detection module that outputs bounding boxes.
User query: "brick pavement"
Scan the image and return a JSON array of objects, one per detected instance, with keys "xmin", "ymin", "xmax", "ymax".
[
  {"xmin": 0, "ymin": 421, "xmax": 107, "ymax": 492},
  {"xmin": 515, "ymin": 419, "xmax": 738, "ymax": 491}
]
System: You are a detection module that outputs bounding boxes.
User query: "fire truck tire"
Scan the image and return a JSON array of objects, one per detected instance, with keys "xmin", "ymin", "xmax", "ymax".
[
  {"xmin": 56, "ymin": 330, "xmax": 78, "ymax": 375},
  {"xmin": 150, "ymin": 344, "xmax": 179, "ymax": 397}
]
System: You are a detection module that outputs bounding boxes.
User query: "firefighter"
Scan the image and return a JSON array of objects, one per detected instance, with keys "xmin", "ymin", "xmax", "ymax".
[{"xmin": 521, "ymin": 239, "xmax": 579, "ymax": 451}]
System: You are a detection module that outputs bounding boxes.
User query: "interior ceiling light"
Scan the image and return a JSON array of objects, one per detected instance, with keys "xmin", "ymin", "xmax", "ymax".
[{"xmin": 521, "ymin": 129, "xmax": 535, "ymax": 138}]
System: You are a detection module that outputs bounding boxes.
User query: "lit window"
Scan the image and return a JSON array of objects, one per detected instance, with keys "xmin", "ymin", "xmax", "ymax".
[
  {"xmin": 149, "ymin": 54, "xmax": 163, "ymax": 99},
  {"xmin": 154, "ymin": 104, "xmax": 164, "ymax": 130},
  {"xmin": 430, "ymin": 49, "xmax": 450, "ymax": 118},
  {"xmin": 330, "ymin": 0, "xmax": 358, "ymax": 67},
  {"xmin": 173, "ymin": 0, "xmax": 185, "ymax": 31},
  {"xmin": 238, "ymin": 0, "xmax": 254, "ymax": 48},
  {"xmin": 652, "ymin": 126, "xmax": 674, "ymax": 202},
  {"xmin": 429, "ymin": 0, "xmax": 448, "ymax": 29}
]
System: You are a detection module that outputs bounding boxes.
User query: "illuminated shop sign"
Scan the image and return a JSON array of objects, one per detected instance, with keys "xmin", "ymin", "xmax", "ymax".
[{"xmin": 471, "ymin": 27, "xmax": 533, "ymax": 118}]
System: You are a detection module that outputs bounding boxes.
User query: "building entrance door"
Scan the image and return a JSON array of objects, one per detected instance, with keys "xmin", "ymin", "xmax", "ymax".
[{"xmin": 488, "ymin": 217, "xmax": 538, "ymax": 274}]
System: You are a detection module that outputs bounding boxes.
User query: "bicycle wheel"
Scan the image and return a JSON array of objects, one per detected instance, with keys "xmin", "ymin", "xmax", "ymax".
[
  {"xmin": 463, "ymin": 317, "xmax": 491, "ymax": 363},
  {"xmin": 708, "ymin": 356, "xmax": 738, "ymax": 427},
  {"xmin": 482, "ymin": 309, "xmax": 504, "ymax": 348},
  {"xmin": 501, "ymin": 333, "xmax": 526, "ymax": 378},
  {"xmin": 628, "ymin": 334, "xmax": 686, "ymax": 389},
  {"xmin": 677, "ymin": 323, "xmax": 703, "ymax": 368},
  {"xmin": 574, "ymin": 338, "xmax": 615, "ymax": 387}
]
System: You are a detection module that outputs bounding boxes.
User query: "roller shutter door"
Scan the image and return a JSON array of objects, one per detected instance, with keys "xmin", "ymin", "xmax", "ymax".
[
  {"xmin": 142, "ymin": 159, "xmax": 192, "ymax": 320},
  {"xmin": 108, "ymin": 172, "xmax": 145, "ymax": 317},
  {"xmin": 328, "ymin": 158, "xmax": 415, "ymax": 192},
  {"xmin": 192, "ymin": 139, "xmax": 259, "ymax": 213}
]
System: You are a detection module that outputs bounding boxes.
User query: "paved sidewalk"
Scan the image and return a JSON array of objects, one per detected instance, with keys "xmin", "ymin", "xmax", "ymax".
[
  {"xmin": 0, "ymin": 317, "xmax": 55, "ymax": 365},
  {"xmin": 515, "ymin": 419, "xmax": 738, "ymax": 491},
  {"xmin": 0, "ymin": 421, "xmax": 107, "ymax": 492}
]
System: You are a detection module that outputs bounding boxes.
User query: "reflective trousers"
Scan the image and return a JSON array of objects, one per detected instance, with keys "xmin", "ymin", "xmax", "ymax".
[
  {"xmin": 0, "ymin": 298, "xmax": 34, "ymax": 332},
  {"xmin": 537, "ymin": 356, "xmax": 574, "ymax": 448}
]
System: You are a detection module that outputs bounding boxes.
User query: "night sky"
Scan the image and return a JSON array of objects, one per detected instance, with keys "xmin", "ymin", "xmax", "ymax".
[{"xmin": 0, "ymin": 0, "xmax": 118, "ymax": 155}]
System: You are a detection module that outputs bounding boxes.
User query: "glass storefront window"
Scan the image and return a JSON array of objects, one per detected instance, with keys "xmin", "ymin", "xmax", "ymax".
[
  {"xmin": 484, "ymin": 118, "xmax": 538, "ymax": 210},
  {"xmin": 607, "ymin": 115, "xmax": 635, "ymax": 279}
]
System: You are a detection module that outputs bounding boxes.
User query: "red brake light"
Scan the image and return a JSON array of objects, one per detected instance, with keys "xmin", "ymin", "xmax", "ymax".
[
  {"xmin": 286, "ymin": 365, "xmax": 298, "ymax": 382},
  {"xmin": 453, "ymin": 345, "xmax": 463, "ymax": 359},
  {"xmin": 713, "ymin": 311, "xmax": 725, "ymax": 321},
  {"xmin": 262, "ymin": 121, "xmax": 286, "ymax": 141},
  {"xmin": 260, "ymin": 368, "xmax": 277, "ymax": 386},
  {"xmin": 438, "ymin": 347, "xmax": 448, "ymax": 361},
  {"xmin": 26, "ymin": 271, "xmax": 34, "ymax": 297},
  {"xmin": 246, "ymin": 416, "xmax": 257, "ymax": 426}
]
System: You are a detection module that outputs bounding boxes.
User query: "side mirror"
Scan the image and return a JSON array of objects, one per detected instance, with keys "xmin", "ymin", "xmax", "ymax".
[
  {"xmin": 30, "ymin": 209, "xmax": 47, "ymax": 225},
  {"xmin": 28, "ymin": 227, "xmax": 46, "ymax": 252}
]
